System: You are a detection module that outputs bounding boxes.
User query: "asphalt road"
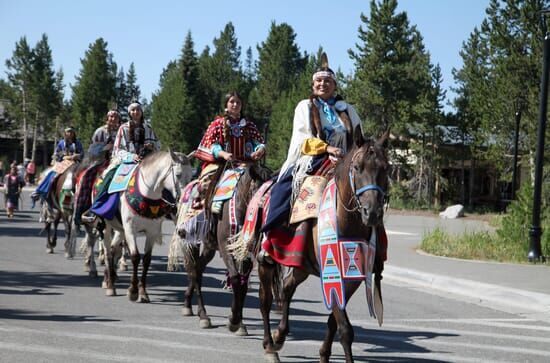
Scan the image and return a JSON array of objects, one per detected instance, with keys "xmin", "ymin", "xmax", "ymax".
[{"xmin": 1, "ymin": 190, "xmax": 549, "ymax": 362}]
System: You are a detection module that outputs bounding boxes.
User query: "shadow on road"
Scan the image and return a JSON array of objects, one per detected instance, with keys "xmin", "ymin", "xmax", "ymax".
[{"xmin": 0, "ymin": 308, "xmax": 119, "ymax": 322}]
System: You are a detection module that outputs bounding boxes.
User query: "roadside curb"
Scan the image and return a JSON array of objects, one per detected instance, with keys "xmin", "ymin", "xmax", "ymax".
[{"xmin": 384, "ymin": 265, "xmax": 550, "ymax": 314}]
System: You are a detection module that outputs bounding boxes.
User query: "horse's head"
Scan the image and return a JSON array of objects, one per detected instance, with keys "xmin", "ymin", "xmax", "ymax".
[{"xmin": 337, "ymin": 128, "xmax": 390, "ymax": 228}]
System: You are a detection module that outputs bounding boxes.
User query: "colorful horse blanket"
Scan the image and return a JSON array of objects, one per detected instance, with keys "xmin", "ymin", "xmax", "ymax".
[
  {"xmin": 212, "ymin": 168, "xmax": 245, "ymax": 202},
  {"xmin": 108, "ymin": 162, "xmax": 138, "ymax": 194},
  {"xmin": 289, "ymin": 176, "xmax": 327, "ymax": 224}
]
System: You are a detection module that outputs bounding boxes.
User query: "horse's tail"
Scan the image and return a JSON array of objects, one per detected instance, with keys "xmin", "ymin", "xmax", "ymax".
[
  {"xmin": 226, "ymin": 229, "xmax": 249, "ymax": 265},
  {"xmin": 167, "ymin": 229, "xmax": 185, "ymax": 272}
]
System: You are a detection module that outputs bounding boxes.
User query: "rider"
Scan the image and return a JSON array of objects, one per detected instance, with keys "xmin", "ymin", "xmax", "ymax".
[
  {"xmin": 31, "ymin": 126, "xmax": 84, "ymax": 206},
  {"xmin": 74, "ymin": 110, "xmax": 121, "ymax": 225},
  {"xmin": 90, "ymin": 102, "xmax": 161, "ymax": 217},
  {"xmin": 192, "ymin": 91, "xmax": 266, "ymax": 209},
  {"xmin": 112, "ymin": 101, "xmax": 160, "ymax": 164},
  {"xmin": 259, "ymin": 53, "xmax": 380, "ymax": 265},
  {"xmin": 54, "ymin": 127, "xmax": 84, "ymax": 162}
]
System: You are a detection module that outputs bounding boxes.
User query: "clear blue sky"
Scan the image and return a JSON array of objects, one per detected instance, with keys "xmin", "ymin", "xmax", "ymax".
[{"xmin": 0, "ymin": 0, "xmax": 489, "ymax": 111}]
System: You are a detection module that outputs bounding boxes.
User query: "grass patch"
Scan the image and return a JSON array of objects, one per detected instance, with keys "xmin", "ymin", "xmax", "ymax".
[{"xmin": 420, "ymin": 227, "xmax": 530, "ymax": 263}]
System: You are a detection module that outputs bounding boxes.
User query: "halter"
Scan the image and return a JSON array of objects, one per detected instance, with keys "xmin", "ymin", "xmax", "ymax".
[{"xmin": 341, "ymin": 147, "xmax": 388, "ymax": 213}]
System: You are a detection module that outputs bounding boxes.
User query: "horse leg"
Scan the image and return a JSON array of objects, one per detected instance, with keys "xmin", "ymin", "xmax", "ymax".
[
  {"xmin": 319, "ymin": 282, "xmax": 361, "ymax": 363},
  {"xmin": 271, "ymin": 267, "xmax": 309, "ymax": 351},
  {"xmin": 65, "ymin": 219, "xmax": 78, "ymax": 259},
  {"xmin": 98, "ymin": 238, "xmax": 106, "ymax": 266},
  {"xmin": 45, "ymin": 220, "xmax": 54, "ymax": 254},
  {"xmin": 84, "ymin": 224, "xmax": 98, "ymax": 278},
  {"xmin": 102, "ymin": 226, "xmax": 118, "ymax": 296},
  {"xmin": 137, "ymin": 238, "xmax": 153, "ymax": 303},
  {"xmin": 259, "ymin": 261, "xmax": 281, "ymax": 363},
  {"xmin": 181, "ymin": 245, "xmax": 199, "ymax": 317},
  {"xmin": 118, "ymin": 241, "xmax": 129, "ymax": 272},
  {"xmin": 63, "ymin": 213, "xmax": 73, "ymax": 258},
  {"xmin": 194, "ymin": 245, "xmax": 216, "ymax": 328}
]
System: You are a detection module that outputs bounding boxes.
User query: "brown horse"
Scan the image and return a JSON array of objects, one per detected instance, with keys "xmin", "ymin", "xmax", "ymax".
[
  {"xmin": 42, "ymin": 162, "xmax": 85, "ymax": 256},
  {"xmin": 232, "ymin": 130, "xmax": 389, "ymax": 362},
  {"xmin": 174, "ymin": 162, "xmax": 271, "ymax": 333}
]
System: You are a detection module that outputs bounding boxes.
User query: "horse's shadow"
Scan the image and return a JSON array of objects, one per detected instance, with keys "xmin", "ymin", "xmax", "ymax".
[
  {"xmin": 0, "ymin": 308, "xmax": 118, "ymax": 323},
  {"xmin": 267, "ymin": 318, "xmax": 457, "ymax": 362},
  {"xmin": 0, "ymin": 269, "xmax": 102, "ymax": 293}
]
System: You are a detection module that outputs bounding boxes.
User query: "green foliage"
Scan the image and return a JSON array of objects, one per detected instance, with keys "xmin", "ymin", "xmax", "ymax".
[
  {"xmin": 71, "ymin": 38, "xmax": 117, "ymax": 146},
  {"xmin": 151, "ymin": 32, "xmax": 203, "ymax": 154},
  {"xmin": 420, "ymin": 179, "xmax": 550, "ymax": 262},
  {"xmin": 420, "ymin": 227, "xmax": 526, "ymax": 262},
  {"xmin": 249, "ymin": 21, "xmax": 306, "ymax": 122},
  {"xmin": 497, "ymin": 181, "xmax": 550, "ymax": 257}
]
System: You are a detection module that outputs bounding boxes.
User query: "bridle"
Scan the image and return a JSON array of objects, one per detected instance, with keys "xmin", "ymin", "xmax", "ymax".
[
  {"xmin": 339, "ymin": 146, "xmax": 388, "ymax": 213},
  {"xmin": 137, "ymin": 156, "xmax": 180, "ymax": 211}
]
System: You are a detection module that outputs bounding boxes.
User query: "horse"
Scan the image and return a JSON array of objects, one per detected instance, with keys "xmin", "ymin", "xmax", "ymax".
[
  {"xmin": 100, "ymin": 150, "xmax": 193, "ymax": 302},
  {"xmin": 170, "ymin": 161, "xmax": 271, "ymax": 333},
  {"xmin": 41, "ymin": 161, "xmax": 85, "ymax": 256},
  {"xmin": 231, "ymin": 130, "xmax": 390, "ymax": 362}
]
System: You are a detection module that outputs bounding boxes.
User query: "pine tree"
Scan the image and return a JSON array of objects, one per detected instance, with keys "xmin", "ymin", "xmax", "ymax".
[
  {"xmin": 126, "ymin": 63, "xmax": 141, "ymax": 103},
  {"xmin": 151, "ymin": 32, "xmax": 203, "ymax": 153},
  {"xmin": 114, "ymin": 66, "xmax": 127, "ymax": 119},
  {"xmin": 71, "ymin": 38, "xmax": 117, "ymax": 146},
  {"xmin": 266, "ymin": 54, "xmax": 318, "ymax": 169},
  {"xmin": 31, "ymin": 34, "xmax": 62, "ymax": 161},
  {"xmin": 5, "ymin": 36, "xmax": 34, "ymax": 160},
  {"xmin": 197, "ymin": 22, "xmax": 245, "ymax": 121},
  {"xmin": 250, "ymin": 22, "xmax": 306, "ymax": 123},
  {"xmin": 348, "ymin": 0, "xmax": 433, "ymax": 136}
]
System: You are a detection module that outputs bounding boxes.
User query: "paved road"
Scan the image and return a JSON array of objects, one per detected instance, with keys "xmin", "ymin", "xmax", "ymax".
[{"xmin": 1, "ymin": 191, "xmax": 549, "ymax": 362}]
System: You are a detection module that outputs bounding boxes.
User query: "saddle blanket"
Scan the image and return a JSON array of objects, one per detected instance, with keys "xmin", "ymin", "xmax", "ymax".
[
  {"xmin": 53, "ymin": 159, "xmax": 75, "ymax": 174},
  {"xmin": 289, "ymin": 176, "xmax": 327, "ymax": 224},
  {"xmin": 212, "ymin": 168, "xmax": 244, "ymax": 202},
  {"xmin": 108, "ymin": 162, "xmax": 138, "ymax": 193}
]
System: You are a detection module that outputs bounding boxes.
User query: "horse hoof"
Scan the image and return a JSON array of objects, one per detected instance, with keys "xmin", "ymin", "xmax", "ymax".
[
  {"xmin": 235, "ymin": 324, "xmax": 248, "ymax": 336},
  {"xmin": 181, "ymin": 307, "xmax": 193, "ymax": 316},
  {"xmin": 137, "ymin": 295, "xmax": 150, "ymax": 303},
  {"xmin": 199, "ymin": 318, "xmax": 212, "ymax": 329},
  {"xmin": 101, "ymin": 280, "xmax": 108, "ymax": 289},
  {"xmin": 264, "ymin": 352, "xmax": 280, "ymax": 363},
  {"xmin": 46, "ymin": 248, "xmax": 54, "ymax": 254},
  {"xmin": 65, "ymin": 252, "xmax": 73, "ymax": 259},
  {"xmin": 105, "ymin": 288, "xmax": 116, "ymax": 296},
  {"xmin": 127, "ymin": 289, "xmax": 138, "ymax": 302},
  {"xmin": 271, "ymin": 330, "xmax": 284, "ymax": 351},
  {"xmin": 227, "ymin": 321, "xmax": 239, "ymax": 333},
  {"xmin": 89, "ymin": 270, "xmax": 98, "ymax": 278}
]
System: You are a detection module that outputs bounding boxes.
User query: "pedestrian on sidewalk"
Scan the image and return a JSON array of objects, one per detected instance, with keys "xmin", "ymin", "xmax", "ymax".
[{"xmin": 3, "ymin": 165, "xmax": 24, "ymax": 219}]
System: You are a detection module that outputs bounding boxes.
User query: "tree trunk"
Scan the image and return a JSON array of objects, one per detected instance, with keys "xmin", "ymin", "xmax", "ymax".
[
  {"xmin": 31, "ymin": 110, "xmax": 39, "ymax": 162},
  {"xmin": 22, "ymin": 88, "xmax": 29, "ymax": 161},
  {"xmin": 468, "ymin": 155, "xmax": 475, "ymax": 207}
]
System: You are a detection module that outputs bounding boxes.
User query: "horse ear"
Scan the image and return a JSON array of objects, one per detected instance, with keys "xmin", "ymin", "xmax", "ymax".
[
  {"xmin": 354, "ymin": 125, "xmax": 365, "ymax": 148},
  {"xmin": 169, "ymin": 149, "xmax": 181, "ymax": 163},
  {"xmin": 376, "ymin": 129, "xmax": 390, "ymax": 149}
]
